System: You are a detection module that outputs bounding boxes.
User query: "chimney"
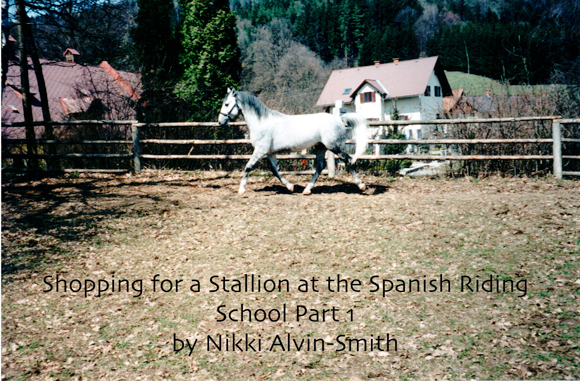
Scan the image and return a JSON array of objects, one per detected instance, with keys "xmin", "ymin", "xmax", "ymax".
[
  {"xmin": 393, "ymin": 58, "xmax": 399, "ymax": 63},
  {"xmin": 63, "ymin": 48, "xmax": 80, "ymax": 63},
  {"xmin": 374, "ymin": 61, "xmax": 380, "ymax": 66}
]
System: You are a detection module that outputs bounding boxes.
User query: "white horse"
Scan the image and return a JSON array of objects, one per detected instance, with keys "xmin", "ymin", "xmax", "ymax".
[{"xmin": 218, "ymin": 88, "xmax": 369, "ymax": 195}]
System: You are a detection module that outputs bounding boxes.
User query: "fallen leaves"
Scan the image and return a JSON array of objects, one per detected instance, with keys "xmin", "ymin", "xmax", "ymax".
[{"xmin": 2, "ymin": 172, "xmax": 579, "ymax": 380}]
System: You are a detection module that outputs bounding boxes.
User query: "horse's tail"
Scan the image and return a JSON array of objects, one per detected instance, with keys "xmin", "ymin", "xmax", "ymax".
[{"xmin": 341, "ymin": 114, "xmax": 368, "ymax": 164}]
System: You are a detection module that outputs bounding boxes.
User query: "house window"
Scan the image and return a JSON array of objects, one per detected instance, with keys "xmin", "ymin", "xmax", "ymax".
[
  {"xmin": 343, "ymin": 88, "xmax": 351, "ymax": 95},
  {"xmin": 424, "ymin": 86, "xmax": 431, "ymax": 96},
  {"xmin": 360, "ymin": 92, "xmax": 376, "ymax": 103},
  {"xmin": 435, "ymin": 86, "xmax": 441, "ymax": 97}
]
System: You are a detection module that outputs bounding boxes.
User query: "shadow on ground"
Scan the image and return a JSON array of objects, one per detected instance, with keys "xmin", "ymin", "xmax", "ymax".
[
  {"xmin": 2, "ymin": 173, "xmax": 389, "ymax": 279},
  {"xmin": 255, "ymin": 183, "xmax": 389, "ymax": 195},
  {"xmin": 1, "ymin": 176, "xmax": 195, "ymax": 279}
]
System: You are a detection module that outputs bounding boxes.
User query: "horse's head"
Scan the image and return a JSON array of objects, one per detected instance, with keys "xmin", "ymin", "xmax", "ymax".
[{"xmin": 218, "ymin": 88, "xmax": 241, "ymax": 126}]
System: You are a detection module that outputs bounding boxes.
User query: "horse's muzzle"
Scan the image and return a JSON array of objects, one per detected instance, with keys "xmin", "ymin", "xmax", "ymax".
[{"xmin": 218, "ymin": 115, "xmax": 229, "ymax": 126}]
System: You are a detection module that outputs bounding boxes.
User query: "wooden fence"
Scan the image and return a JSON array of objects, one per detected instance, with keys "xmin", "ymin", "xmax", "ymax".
[{"xmin": 2, "ymin": 117, "xmax": 579, "ymax": 178}]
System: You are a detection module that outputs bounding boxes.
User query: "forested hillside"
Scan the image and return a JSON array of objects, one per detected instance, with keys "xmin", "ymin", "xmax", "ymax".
[
  {"xmin": 5, "ymin": 0, "xmax": 579, "ymax": 119},
  {"xmin": 234, "ymin": 0, "xmax": 579, "ymax": 86}
]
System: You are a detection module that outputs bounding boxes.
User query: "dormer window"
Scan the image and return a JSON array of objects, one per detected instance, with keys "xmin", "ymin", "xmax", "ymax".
[{"xmin": 360, "ymin": 92, "xmax": 376, "ymax": 103}]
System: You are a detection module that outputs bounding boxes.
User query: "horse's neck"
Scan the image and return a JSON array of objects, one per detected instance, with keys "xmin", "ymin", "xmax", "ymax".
[
  {"xmin": 241, "ymin": 109, "xmax": 264, "ymax": 131},
  {"xmin": 238, "ymin": 97, "xmax": 274, "ymax": 131}
]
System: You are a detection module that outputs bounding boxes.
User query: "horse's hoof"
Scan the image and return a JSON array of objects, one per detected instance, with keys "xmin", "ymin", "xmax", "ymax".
[
  {"xmin": 238, "ymin": 188, "xmax": 246, "ymax": 195},
  {"xmin": 287, "ymin": 184, "xmax": 294, "ymax": 193},
  {"xmin": 359, "ymin": 183, "xmax": 366, "ymax": 192},
  {"xmin": 302, "ymin": 187, "xmax": 312, "ymax": 195}
]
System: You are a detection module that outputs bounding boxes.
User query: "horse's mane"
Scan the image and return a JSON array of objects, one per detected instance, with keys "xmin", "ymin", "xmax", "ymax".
[{"xmin": 236, "ymin": 91, "xmax": 283, "ymax": 120}]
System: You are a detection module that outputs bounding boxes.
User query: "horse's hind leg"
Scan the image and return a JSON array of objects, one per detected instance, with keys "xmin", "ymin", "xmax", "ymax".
[
  {"xmin": 239, "ymin": 149, "xmax": 267, "ymax": 195},
  {"xmin": 303, "ymin": 145, "xmax": 327, "ymax": 195},
  {"xmin": 335, "ymin": 151, "xmax": 366, "ymax": 192},
  {"xmin": 267, "ymin": 154, "xmax": 294, "ymax": 192}
]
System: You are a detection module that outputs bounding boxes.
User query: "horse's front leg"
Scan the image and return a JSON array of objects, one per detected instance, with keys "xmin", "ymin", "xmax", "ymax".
[
  {"xmin": 239, "ymin": 148, "xmax": 267, "ymax": 195},
  {"xmin": 303, "ymin": 145, "xmax": 327, "ymax": 195},
  {"xmin": 267, "ymin": 155, "xmax": 294, "ymax": 192}
]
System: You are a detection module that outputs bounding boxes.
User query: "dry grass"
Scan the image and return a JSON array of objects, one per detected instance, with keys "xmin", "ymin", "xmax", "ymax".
[{"xmin": 2, "ymin": 170, "xmax": 579, "ymax": 380}]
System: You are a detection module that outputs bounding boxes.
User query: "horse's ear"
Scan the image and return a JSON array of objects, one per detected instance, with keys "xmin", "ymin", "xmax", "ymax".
[{"xmin": 227, "ymin": 87, "xmax": 231, "ymax": 94}]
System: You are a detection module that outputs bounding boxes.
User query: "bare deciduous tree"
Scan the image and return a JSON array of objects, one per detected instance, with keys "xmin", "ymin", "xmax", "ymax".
[
  {"xmin": 22, "ymin": 0, "xmax": 137, "ymax": 70},
  {"xmin": 241, "ymin": 19, "xmax": 330, "ymax": 114}
]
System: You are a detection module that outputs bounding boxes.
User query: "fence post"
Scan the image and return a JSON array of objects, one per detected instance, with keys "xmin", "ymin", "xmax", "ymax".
[
  {"xmin": 325, "ymin": 151, "xmax": 335, "ymax": 178},
  {"xmin": 552, "ymin": 120, "xmax": 562, "ymax": 179},
  {"xmin": 132, "ymin": 123, "xmax": 141, "ymax": 173}
]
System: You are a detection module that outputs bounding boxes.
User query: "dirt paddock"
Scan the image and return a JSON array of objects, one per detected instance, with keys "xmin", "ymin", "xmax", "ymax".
[{"xmin": 2, "ymin": 170, "xmax": 579, "ymax": 380}]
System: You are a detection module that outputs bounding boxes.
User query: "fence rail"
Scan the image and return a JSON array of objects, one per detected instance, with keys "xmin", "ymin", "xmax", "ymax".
[{"xmin": 2, "ymin": 117, "xmax": 579, "ymax": 178}]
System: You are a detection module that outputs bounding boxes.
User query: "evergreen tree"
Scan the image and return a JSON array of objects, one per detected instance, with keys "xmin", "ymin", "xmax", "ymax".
[
  {"xmin": 337, "ymin": 0, "xmax": 365, "ymax": 65},
  {"xmin": 132, "ymin": 0, "xmax": 184, "ymax": 121},
  {"xmin": 132, "ymin": 0, "xmax": 180, "ymax": 73},
  {"xmin": 359, "ymin": 26, "xmax": 419, "ymax": 66},
  {"xmin": 177, "ymin": 0, "xmax": 241, "ymax": 121}
]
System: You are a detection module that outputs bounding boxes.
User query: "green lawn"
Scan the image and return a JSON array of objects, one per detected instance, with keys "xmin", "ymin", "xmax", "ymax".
[{"xmin": 445, "ymin": 71, "xmax": 562, "ymax": 96}]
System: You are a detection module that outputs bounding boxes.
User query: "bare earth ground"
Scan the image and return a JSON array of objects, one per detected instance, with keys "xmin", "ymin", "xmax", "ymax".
[{"xmin": 1, "ymin": 170, "xmax": 579, "ymax": 380}]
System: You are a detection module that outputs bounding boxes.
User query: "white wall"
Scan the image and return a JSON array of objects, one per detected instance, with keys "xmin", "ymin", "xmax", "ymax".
[
  {"xmin": 420, "ymin": 71, "xmax": 444, "ymax": 120},
  {"xmin": 329, "ymin": 103, "xmax": 356, "ymax": 114},
  {"xmin": 383, "ymin": 97, "xmax": 421, "ymax": 121},
  {"xmin": 353, "ymin": 83, "xmax": 382, "ymax": 120}
]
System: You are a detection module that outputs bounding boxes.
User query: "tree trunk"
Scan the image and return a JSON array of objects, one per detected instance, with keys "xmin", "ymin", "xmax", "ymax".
[
  {"xmin": 16, "ymin": 0, "xmax": 37, "ymax": 170},
  {"xmin": 1, "ymin": 0, "xmax": 10, "ymax": 95},
  {"xmin": 24, "ymin": 13, "xmax": 56, "ymax": 168}
]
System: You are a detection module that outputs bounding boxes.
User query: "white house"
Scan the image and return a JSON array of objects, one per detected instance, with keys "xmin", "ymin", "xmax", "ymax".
[{"xmin": 316, "ymin": 56, "xmax": 452, "ymax": 145}]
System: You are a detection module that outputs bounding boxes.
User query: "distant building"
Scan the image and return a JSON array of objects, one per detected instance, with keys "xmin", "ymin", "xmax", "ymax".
[
  {"xmin": 443, "ymin": 89, "xmax": 471, "ymax": 116},
  {"xmin": 2, "ymin": 48, "xmax": 141, "ymax": 139},
  {"xmin": 316, "ymin": 56, "xmax": 452, "ymax": 142}
]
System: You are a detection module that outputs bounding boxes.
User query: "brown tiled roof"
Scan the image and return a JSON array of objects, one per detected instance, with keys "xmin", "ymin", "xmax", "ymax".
[
  {"xmin": 443, "ymin": 89, "xmax": 464, "ymax": 113},
  {"xmin": 316, "ymin": 56, "xmax": 452, "ymax": 107},
  {"xmin": 2, "ymin": 58, "xmax": 141, "ymax": 124}
]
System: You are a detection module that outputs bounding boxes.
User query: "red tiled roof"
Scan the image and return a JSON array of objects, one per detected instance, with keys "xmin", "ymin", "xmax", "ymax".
[
  {"xmin": 316, "ymin": 56, "xmax": 452, "ymax": 107},
  {"xmin": 60, "ymin": 96, "xmax": 94, "ymax": 115},
  {"xmin": 2, "ymin": 58, "xmax": 141, "ymax": 124},
  {"xmin": 99, "ymin": 61, "xmax": 140, "ymax": 100}
]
